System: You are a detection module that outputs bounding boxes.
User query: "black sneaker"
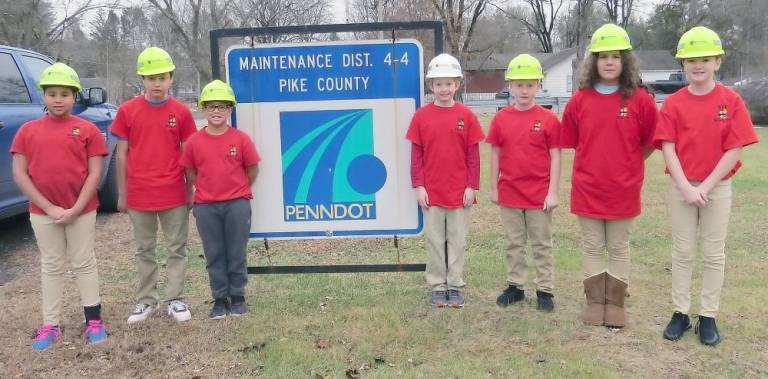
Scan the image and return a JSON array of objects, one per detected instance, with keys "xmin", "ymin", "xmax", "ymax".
[
  {"xmin": 496, "ymin": 285, "xmax": 525, "ymax": 307},
  {"xmin": 695, "ymin": 316, "xmax": 721, "ymax": 346},
  {"xmin": 230, "ymin": 297, "xmax": 249, "ymax": 317},
  {"xmin": 535, "ymin": 291, "xmax": 554, "ymax": 312},
  {"xmin": 663, "ymin": 311, "xmax": 691, "ymax": 341},
  {"xmin": 209, "ymin": 299, "xmax": 228, "ymax": 320}
]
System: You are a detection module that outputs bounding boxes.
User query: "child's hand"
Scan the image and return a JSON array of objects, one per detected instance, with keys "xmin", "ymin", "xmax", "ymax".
[
  {"xmin": 682, "ymin": 184, "xmax": 708, "ymax": 207},
  {"xmin": 187, "ymin": 191, "xmax": 195, "ymax": 208},
  {"xmin": 543, "ymin": 193, "xmax": 559, "ymax": 212},
  {"xmin": 489, "ymin": 188, "xmax": 498, "ymax": 204},
  {"xmin": 463, "ymin": 188, "xmax": 476, "ymax": 207},
  {"xmin": 416, "ymin": 186, "xmax": 429, "ymax": 208},
  {"xmin": 45, "ymin": 205, "xmax": 67, "ymax": 221},
  {"xmin": 55, "ymin": 208, "xmax": 80, "ymax": 225}
]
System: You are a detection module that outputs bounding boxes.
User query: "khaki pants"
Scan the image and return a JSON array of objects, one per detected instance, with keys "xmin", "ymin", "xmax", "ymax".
[
  {"xmin": 424, "ymin": 206, "xmax": 471, "ymax": 291},
  {"xmin": 579, "ymin": 216, "xmax": 634, "ymax": 282},
  {"xmin": 128, "ymin": 206, "xmax": 189, "ymax": 305},
  {"xmin": 668, "ymin": 179, "xmax": 732, "ymax": 318},
  {"xmin": 500, "ymin": 207, "xmax": 554, "ymax": 293},
  {"xmin": 30, "ymin": 211, "xmax": 100, "ymax": 325}
]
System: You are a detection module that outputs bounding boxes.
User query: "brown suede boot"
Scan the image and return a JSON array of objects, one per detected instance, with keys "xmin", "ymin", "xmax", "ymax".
[
  {"xmin": 604, "ymin": 273, "xmax": 628, "ymax": 328},
  {"xmin": 582, "ymin": 272, "xmax": 606, "ymax": 326}
]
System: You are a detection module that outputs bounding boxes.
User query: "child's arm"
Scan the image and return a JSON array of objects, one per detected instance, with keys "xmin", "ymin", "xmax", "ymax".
[
  {"xmin": 247, "ymin": 165, "xmax": 259, "ymax": 186},
  {"xmin": 544, "ymin": 148, "xmax": 561, "ymax": 212},
  {"xmin": 698, "ymin": 148, "xmax": 742, "ymax": 195},
  {"xmin": 489, "ymin": 146, "xmax": 500, "ymax": 204},
  {"xmin": 464, "ymin": 143, "xmax": 480, "ymax": 207},
  {"xmin": 411, "ymin": 143, "xmax": 429, "ymax": 208},
  {"xmin": 661, "ymin": 141, "xmax": 707, "ymax": 206},
  {"xmin": 12, "ymin": 154, "xmax": 65, "ymax": 220},
  {"xmin": 57, "ymin": 156, "xmax": 103, "ymax": 224},
  {"xmin": 116, "ymin": 140, "xmax": 128, "ymax": 212}
]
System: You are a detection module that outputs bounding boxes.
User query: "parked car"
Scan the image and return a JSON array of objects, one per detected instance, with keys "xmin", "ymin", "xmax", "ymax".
[
  {"xmin": 733, "ymin": 77, "xmax": 768, "ymax": 124},
  {"xmin": 0, "ymin": 45, "xmax": 118, "ymax": 220},
  {"xmin": 645, "ymin": 72, "xmax": 688, "ymax": 105}
]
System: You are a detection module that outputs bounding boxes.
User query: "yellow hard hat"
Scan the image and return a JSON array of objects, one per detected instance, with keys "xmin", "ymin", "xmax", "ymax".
[
  {"xmin": 676, "ymin": 26, "xmax": 725, "ymax": 59},
  {"xmin": 505, "ymin": 54, "xmax": 544, "ymax": 80},
  {"xmin": 136, "ymin": 47, "xmax": 176, "ymax": 76},
  {"xmin": 198, "ymin": 80, "xmax": 236, "ymax": 108},
  {"xmin": 590, "ymin": 23, "xmax": 632, "ymax": 53},
  {"xmin": 38, "ymin": 62, "xmax": 82, "ymax": 92}
]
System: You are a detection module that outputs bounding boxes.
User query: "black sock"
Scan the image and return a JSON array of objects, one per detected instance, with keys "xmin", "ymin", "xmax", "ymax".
[
  {"xmin": 230, "ymin": 295, "xmax": 245, "ymax": 304},
  {"xmin": 84, "ymin": 304, "xmax": 102, "ymax": 322}
]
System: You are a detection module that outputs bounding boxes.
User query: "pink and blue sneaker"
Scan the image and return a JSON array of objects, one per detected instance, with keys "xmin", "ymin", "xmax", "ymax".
[
  {"xmin": 32, "ymin": 324, "xmax": 61, "ymax": 351},
  {"xmin": 84, "ymin": 319, "xmax": 108, "ymax": 345}
]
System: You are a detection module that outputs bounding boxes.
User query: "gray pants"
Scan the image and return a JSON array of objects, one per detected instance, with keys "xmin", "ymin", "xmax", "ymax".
[{"xmin": 193, "ymin": 198, "xmax": 252, "ymax": 300}]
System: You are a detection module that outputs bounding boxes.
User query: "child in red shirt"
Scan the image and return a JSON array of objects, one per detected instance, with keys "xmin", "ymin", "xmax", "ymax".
[
  {"xmin": 110, "ymin": 47, "xmax": 198, "ymax": 324},
  {"xmin": 487, "ymin": 54, "xmax": 561, "ymax": 312},
  {"xmin": 560, "ymin": 24, "xmax": 657, "ymax": 328},
  {"xmin": 655, "ymin": 27, "xmax": 759, "ymax": 346},
  {"xmin": 181, "ymin": 80, "xmax": 260, "ymax": 319},
  {"xmin": 406, "ymin": 53, "xmax": 484, "ymax": 308},
  {"xmin": 11, "ymin": 63, "xmax": 108, "ymax": 350}
]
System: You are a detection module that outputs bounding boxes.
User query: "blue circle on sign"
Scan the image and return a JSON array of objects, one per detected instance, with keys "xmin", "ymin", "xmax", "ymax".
[{"xmin": 347, "ymin": 155, "xmax": 387, "ymax": 194}]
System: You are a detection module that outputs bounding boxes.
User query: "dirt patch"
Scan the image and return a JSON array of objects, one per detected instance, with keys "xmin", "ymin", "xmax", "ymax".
[{"xmin": 0, "ymin": 212, "xmax": 250, "ymax": 378}]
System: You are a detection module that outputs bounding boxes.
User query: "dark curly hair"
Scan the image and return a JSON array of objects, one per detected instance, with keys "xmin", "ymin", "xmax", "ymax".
[{"xmin": 577, "ymin": 50, "xmax": 642, "ymax": 99}]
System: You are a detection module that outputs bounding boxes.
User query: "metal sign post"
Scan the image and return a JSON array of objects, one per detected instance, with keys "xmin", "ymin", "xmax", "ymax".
[{"xmin": 209, "ymin": 21, "xmax": 443, "ymax": 274}]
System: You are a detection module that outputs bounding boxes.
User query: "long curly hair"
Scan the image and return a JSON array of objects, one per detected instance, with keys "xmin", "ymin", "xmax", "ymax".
[{"xmin": 577, "ymin": 50, "xmax": 642, "ymax": 99}]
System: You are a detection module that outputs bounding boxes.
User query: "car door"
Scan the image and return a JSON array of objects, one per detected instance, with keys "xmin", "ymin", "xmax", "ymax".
[{"xmin": 0, "ymin": 50, "xmax": 46, "ymax": 217}]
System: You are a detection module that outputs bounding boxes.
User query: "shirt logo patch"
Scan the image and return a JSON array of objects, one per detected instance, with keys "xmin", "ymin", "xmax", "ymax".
[
  {"xmin": 717, "ymin": 105, "xmax": 728, "ymax": 121},
  {"xmin": 457, "ymin": 119, "xmax": 465, "ymax": 131},
  {"xmin": 228, "ymin": 144, "xmax": 238, "ymax": 158},
  {"xmin": 532, "ymin": 120, "xmax": 542, "ymax": 132},
  {"xmin": 69, "ymin": 127, "xmax": 81, "ymax": 137},
  {"xmin": 167, "ymin": 114, "xmax": 177, "ymax": 128},
  {"xmin": 619, "ymin": 105, "xmax": 629, "ymax": 119}
]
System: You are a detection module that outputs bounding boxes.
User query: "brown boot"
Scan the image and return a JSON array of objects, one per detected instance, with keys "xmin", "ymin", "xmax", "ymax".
[
  {"xmin": 582, "ymin": 272, "xmax": 606, "ymax": 326},
  {"xmin": 604, "ymin": 273, "xmax": 628, "ymax": 328}
]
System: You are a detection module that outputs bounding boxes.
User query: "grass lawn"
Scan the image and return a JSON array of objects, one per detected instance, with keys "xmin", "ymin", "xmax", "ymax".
[
  {"xmin": 221, "ymin": 121, "xmax": 768, "ymax": 377},
  {"xmin": 1, "ymin": 121, "xmax": 765, "ymax": 378}
]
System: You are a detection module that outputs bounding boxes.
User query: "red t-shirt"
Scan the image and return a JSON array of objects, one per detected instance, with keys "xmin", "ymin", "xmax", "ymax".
[
  {"xmin": 405, "ymin": 102, "xmax": 485, "ymax": 208},
  {"xmin": 560, "ymin": 87, "xmax": 657, "ymax": 219},
  {"xmin": 654, "ymin": 84, "xmax": 759, "ymax": 181},
  {"xmin": 486, "ymin": 105, "xmax": 561, "ymax": 209},
  {"xmin": 109, "ymin": 96, "xmax": 196, "ymax": 211},
  {"xmin": 180, "ymin": 127, "xmax": 260, "ymax": 203},
  {"xmin": 10, "ymin": 115, "xmax": 108, "ymax": 215}
]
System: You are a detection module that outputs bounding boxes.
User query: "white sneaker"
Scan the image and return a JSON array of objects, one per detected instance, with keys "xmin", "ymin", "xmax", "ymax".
[
  {"xmin": 167, "ymin": 299, "xmax": 192, "ymax": 322},
  {"xmin": 127, "ymin": 303, "xmax": 155, "ymax": 324}
]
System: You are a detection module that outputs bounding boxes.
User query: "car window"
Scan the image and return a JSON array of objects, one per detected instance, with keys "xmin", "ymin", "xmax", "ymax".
[
  {"xmin": 0, "ymin": 53, "xmax": 31, "ymax": 103},
  {"xmin": 22, "ymin": 55, "xmax": 52, "ymax": 92}
]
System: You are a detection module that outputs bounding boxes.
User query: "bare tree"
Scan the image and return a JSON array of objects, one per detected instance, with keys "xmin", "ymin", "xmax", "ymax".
[
  {"xmin": 493, "ymin": 0, "xmax": 565, "ymax": 53},
  {"xmin": 597, "ymin": 0, "xmax": 633, "ymax": 28},
  {"xmin": 428, "ymin": 0, "xmax": 490, "ymax": 65},
  {"xmin": 0, "ymin": 0, "xmax": 110, "ymax": 52},
  {"xmin": 228, "ymin": 0, "xmax": 332, "ymax": 42}
]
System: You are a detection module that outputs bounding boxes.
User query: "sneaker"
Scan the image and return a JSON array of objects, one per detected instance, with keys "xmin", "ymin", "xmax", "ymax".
[
  {"xmin": 209, "ymin": 299, "xmax": 228, "ymax": 320},
  {"xmin": 127, "ymin": 303, "xmax": 155, "ymax": 324},
  {"xmin": 536, "ymin": 291, "xmax": 555, "ymax": 312},
  {"xmin": 496, "ymin": 285, "xmax": 525, "ymax": 307},
  {"xmin": 84, "ymin": 320, "xmax": 108, "ymax": 345},
  {"xmin": 663, "ymin": 311, "xmax": 691, "ymax": 341},
  {"xmin": 167, "ymin": 299, "xmax": 192, "ymax": 322},
  {"xmin": 32, "ymin": 324, "xmax": 61, "ymax": 351},
  {"xmin": 447, "ymin": 289, "xmax": 465, "ymax": 308},
  {"xmin": 430, "ymin": 290, "xmax": 448, "ymax": 307},
  {"xmin": 695, "ymin": 316, "xmax": 721, "ymax": 346},
  {"xmin": 229, "ymin": 299, "xmax": 249, "ymax": 317}
]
